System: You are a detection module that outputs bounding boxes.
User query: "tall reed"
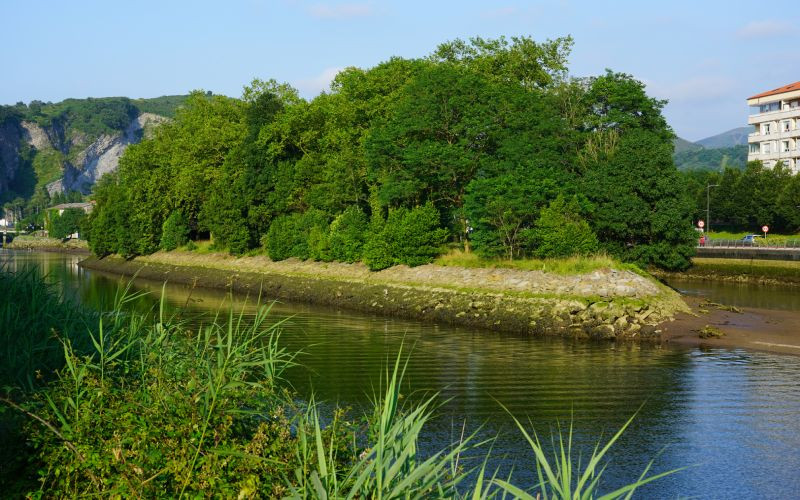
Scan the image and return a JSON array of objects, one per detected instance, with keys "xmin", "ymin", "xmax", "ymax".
[{"xmin": 0, "ymin": 269, "xmax": 682, "ymax": 497}]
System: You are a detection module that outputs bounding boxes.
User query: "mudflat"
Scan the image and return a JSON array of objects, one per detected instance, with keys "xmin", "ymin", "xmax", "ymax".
[{"xmin": 661, "ymin": 295, "xmax": 800, "ymax": 356}]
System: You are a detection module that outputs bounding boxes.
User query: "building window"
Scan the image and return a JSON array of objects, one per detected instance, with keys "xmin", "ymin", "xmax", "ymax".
[
  {"xmin": 782, "ymin": 141, "xmax": 790, "ymax": 153},
  {"xmin": 763, "ymin": 123, "xmax": 771, "ymax": 135},
  {"xmin": 784, "ymin": 121, "xmax": 792, "ymax": 132},
  {"xmin": 750, "ymin": 143, "xmax": 760, "ymax": 154},
  {"xmin": 763, "ymin": 142, "xmax": 771, "ymax": 154}
]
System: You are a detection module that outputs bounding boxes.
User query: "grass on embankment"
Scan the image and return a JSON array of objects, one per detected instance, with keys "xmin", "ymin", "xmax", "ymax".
[{"xmin": 434, "ymin": 249, "xmax": 642, "ymax": 275}]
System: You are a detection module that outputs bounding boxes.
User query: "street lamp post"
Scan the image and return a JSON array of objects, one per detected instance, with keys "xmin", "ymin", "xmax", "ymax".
[{"xmin": 706, "ymin": 184, "xmax": 719, "ymax": 234}]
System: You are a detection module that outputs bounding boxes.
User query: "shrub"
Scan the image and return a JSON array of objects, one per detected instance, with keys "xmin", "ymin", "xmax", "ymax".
[
  {"xmin": 328, "ymin": 206, "xmax": 369, "ymax": 263},
  {"xmin": 363, "ymin": 203, "xmax": 448, "ymax": 271},
  {"xmin": 265, "ymin": 210, "xmax": 329, "ymax": 261},
  {"xmin": 530, "ymin": 196, "xmax": 598, "ymax": 258},
  {"xmin": 307, "ymin": 224, "xmax": 331, "ymax": 261},
  {"xmin": 160, "ymin": 210, "xmax": 190, "ymax": 251}
]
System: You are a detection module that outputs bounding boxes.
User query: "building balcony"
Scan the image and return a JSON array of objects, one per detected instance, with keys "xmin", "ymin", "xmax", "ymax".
[
  {"xmin": 748, "ymin": 149, "xmax": 800, "ymax": 162},
  {"xmin": 748, "ymin": 128, "xmax": 800, "ymax": 143},
  {"xmin": 748, "ymin": 107, "xmax": 800, "ymax": 124}
]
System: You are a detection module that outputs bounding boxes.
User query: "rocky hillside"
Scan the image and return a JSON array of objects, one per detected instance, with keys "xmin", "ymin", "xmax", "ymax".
[{"xmin": 0, "ymin": 96, "xmax": 185, "ymax": 205}]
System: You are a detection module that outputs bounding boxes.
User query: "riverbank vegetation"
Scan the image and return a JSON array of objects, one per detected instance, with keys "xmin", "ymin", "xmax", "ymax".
[
  {"xmin": 434, "ymin": 248, "xmax": 639, "ymax": 275},
  {"xmin": 83, "ymin": 36, "xmax": 697, "ymax": 271},
  {"xmin": 682, "ymin": 162, "xmax": 800, "ymax": 234},
  {"xmin": 0, "ymin": 269, "xmax": 678, "ymax": 497}
]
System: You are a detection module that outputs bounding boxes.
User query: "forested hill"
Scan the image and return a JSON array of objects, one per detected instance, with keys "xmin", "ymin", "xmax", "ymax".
[
  {"xmin": 672, "ymin": 126, "xmax": 751, "ymax": 171},
  {"xmin": 674, "ymin": 144, "xmax": 748, "ymax": 171},
  {"xmin": 0, "ymin": 95, "xmax": 187, "ymax": 214},
  {"xmin": 85, "ymin": 36, "xmax": 698, "ymax": 271}
]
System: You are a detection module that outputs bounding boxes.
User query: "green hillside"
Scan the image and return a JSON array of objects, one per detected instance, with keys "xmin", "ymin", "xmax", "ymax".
[
  {"xmin": 673, "ymin": 136, "xmax": 702, "ymax": 153},
  {"xmin": 695, "ymin": 126, "xmax": 751, "ymax": 149},
  {"xmin": 674, "ymin": 144, "xmax": 748, "ymax": 171}
]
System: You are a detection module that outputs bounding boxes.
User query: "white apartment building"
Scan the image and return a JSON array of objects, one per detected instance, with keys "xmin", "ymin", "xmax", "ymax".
[{"xmin": 747, "ymin": 81, "xmax": 800, "ymax": 172}]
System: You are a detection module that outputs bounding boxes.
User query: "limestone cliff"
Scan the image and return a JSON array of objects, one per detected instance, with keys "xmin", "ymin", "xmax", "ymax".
[
  {"xmin": 61, "ymin": 112, "xmax": 167, "ymax": 194},
  {"xmin": 0, "ymin": 111, "xmax": 168, "ymax": 200}
]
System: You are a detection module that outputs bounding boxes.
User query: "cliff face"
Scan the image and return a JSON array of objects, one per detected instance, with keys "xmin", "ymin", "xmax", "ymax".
[
  {"xmin": 0, "ymin": 112, "xmax": 167, "ymax": 199},
  {"xmin": 60, "ymin": 112, "xmax": 167, "ymax": 194},
  {"xmin": 0, "ymin": 120, "xmax": 23, "ymax": 195}
]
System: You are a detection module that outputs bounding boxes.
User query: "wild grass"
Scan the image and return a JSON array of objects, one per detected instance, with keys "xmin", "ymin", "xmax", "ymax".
[
  {"xmin": 0, "ymin": 269, "xmax": 681, "ymax": 497},
  {"xmin": 435, "ymin": 249, "xmax": 639, "ymax": 275}
]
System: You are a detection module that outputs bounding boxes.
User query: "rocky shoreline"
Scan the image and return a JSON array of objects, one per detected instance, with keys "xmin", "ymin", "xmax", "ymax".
[
  {"xmin": 79, "ymin": 252, "xmax": 688, "ymax": 341},
  {"xmin": 4, "ymin": 236, "xmax": 90, "ymax": 254}
]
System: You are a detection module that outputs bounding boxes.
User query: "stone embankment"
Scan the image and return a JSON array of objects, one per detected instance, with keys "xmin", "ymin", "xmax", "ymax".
[
  {"xmin": 5, "ymin": 236, "xmax": 90, "ymax": 253},
  {"xmin": 80, "ymin": 251, "xmax": 688, "ymax": 341}
]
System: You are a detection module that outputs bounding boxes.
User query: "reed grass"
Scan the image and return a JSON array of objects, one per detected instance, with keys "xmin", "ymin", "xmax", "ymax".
[{"xmin": 0, "ymin": 269, "xmax": 681, "ymax": 497}]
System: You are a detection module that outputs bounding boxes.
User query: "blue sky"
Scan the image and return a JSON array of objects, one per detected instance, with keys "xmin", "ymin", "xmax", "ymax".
[{"xmin": 1, "ymin": 0, "xmax": 798, "ymax": 140}]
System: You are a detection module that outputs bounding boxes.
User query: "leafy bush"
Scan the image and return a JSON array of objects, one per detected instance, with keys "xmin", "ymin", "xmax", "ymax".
[
  {"xmin": 265, "ymin": 210, "xmax": 329, "ymax": 261},
  {"xmin": 328, "ymin": 206, "xmax": 369, "ymax": 263},
  {"xmin": 160, "ymin": 210, "xmax": 190, "ymax": 251},
  {"xmin": 47, "ymin": 208, "xmax": 87, "ymax": 239},
  {"xmin": 363, "ymin": 204, "xmax": 448, "ymax": 271},
  {"xmin": 531, "ymin": 196, "xmax": 598, "ymax": 258}
]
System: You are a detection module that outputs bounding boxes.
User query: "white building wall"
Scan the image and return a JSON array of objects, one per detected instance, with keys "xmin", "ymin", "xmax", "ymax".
[{"xmin": 747, "ymin": 88, "xmax": 800, "ymax": 173}]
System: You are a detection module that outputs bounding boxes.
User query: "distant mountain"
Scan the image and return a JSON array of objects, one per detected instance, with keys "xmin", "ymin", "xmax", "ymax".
[
  {"xmin": 695, "ymin": 126, "xmax": 751, "ymax": 149},
  {"xmin": 674, "ymin": 144, "xmax": 748, "ymax": 171},
  {"xmin": 673, "ymin": 136, "xmax": 702, "ymax": 154}
]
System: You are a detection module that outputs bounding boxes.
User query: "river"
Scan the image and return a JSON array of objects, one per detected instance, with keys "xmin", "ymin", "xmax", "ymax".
[{"xmin": 3, "ymin": 249, "xmax": 800, "ymax": 498}]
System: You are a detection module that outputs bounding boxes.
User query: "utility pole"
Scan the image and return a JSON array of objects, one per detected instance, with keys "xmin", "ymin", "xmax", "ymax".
[{"xmin": 706, "ymin": 184, "xmax": 719, "ymax": 234}]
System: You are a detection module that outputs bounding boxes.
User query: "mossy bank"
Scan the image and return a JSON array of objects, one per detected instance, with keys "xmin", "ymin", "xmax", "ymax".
[{"xmin": 80, "ymin": 251, "xmax": 687, "ymax": 340}]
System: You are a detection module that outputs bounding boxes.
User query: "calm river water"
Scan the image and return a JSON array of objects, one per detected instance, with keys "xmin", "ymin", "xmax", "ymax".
[{"xmin": 3, "ymin": 249, "xmax": 800, "ymax": 498}]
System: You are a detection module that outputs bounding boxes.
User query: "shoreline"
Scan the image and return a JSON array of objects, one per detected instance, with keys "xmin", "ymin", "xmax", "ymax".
[
  {"xmin": 660, "ymin": 296, "xmax": 800, "ymax": 356},
  {"xmin": 79, "ymin": 252, "xmax": 686, "ymax": 341},
  {"xmin": 652, "ymin": 257, "xmax": 800, "ymax": 287},
  {"xmin": 4, "ymin": 236, "xmax": 91, "ymax": 255}
]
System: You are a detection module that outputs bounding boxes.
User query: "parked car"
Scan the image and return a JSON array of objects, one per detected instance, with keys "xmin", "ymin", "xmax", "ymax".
[{"xmin": 741, "ymin": 234, "xmax": 759, "ymax": 246}]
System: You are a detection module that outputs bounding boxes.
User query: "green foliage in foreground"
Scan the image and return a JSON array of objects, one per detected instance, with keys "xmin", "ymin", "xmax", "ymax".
[{"xmin": 0, "ymin": 270, "xmax": 681, "ymax": 497}]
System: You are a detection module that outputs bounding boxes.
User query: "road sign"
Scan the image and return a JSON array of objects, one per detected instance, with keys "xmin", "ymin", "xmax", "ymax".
[
  {"xmin": 762, "ymin": 225, "xmax": 769, "ymax": 233},
  {"xmin": 698, "ymin": 220, "xmax": 705, "ymax": 228}
]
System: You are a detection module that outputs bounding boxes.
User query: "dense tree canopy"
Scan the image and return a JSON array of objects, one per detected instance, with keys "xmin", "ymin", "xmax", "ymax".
[
  {"xmin": 86, "ymin": 37, "xmax": 701, "ymax": 270},
  {"xmin": 682, "ymin": 161, "xmax": 800, "ymax": 233}
]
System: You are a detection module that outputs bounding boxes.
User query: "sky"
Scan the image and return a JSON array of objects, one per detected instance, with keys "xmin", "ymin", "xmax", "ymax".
[{"xmin": 1, "ymin": 0, "xmax": 798, "ymax": 141}]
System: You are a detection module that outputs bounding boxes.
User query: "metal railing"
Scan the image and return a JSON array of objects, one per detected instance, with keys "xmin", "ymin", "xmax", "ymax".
[{"xmin": 699, "ymin": 239, "xmax": 800, "ymax": 249}]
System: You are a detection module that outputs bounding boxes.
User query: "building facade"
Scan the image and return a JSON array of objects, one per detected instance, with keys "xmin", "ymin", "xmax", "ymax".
[{"xmin": 747, "ymin": 81, "xmax": 800, "ymax": 172}]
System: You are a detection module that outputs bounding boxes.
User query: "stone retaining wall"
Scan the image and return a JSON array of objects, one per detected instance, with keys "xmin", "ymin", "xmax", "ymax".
[{"xmin": 80, "ymin": 254, "xmax": 687, "ymax": 341}]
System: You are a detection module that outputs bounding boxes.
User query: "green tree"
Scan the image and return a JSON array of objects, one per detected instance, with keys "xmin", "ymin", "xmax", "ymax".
[
  {"xmin": 530, "ymin": 196, "xmax": 598, "ymax": 258},
  {"xmin": 160, "ymin": 211, "xmax": 190, "ymax": 251},
  {"xmin": 48, "ymin": 208, "xmax": 87, "ymax": 239}
]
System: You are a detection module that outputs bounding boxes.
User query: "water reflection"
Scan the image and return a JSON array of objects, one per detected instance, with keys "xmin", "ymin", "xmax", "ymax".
[{"xmin": 3, "ymin": 250, "xmax": 800, "ymax": 498}]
